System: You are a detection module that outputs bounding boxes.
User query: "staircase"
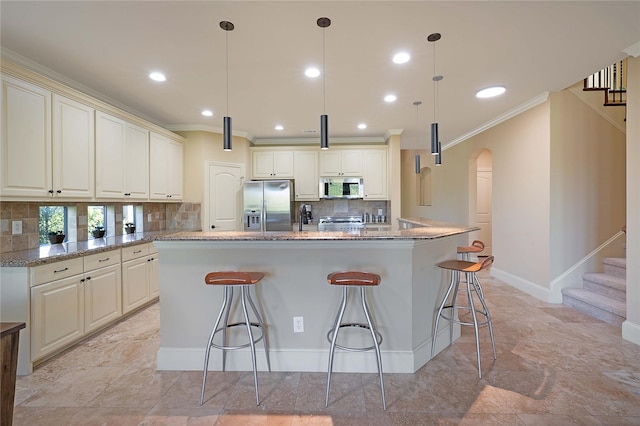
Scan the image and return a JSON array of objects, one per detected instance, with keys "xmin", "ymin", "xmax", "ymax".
[
  {"xmin": 562, "ymin": 257, "xmax": 626, "ymax": 326},
  {"xmin": 583, "ymin": 58, "xmax": 627, "ymax": 120}
]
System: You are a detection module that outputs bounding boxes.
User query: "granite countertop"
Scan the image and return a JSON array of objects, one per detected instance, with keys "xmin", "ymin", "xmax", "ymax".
[
  {"xmin": 154, "ymin": 219, "xmax": 478, "ymax": 242},
  {"xmin": 0, "ymin": 231, "xmax": 171, "ymax": 267}
]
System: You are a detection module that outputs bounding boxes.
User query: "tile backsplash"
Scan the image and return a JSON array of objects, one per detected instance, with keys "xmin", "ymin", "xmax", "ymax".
[
  {"xmin": 0, "ymin": 201, "xmax": 201, "ymax": 253},
  {"xmin": 294, "ymin": 199, "xmax": 390, "ymax": 223}
]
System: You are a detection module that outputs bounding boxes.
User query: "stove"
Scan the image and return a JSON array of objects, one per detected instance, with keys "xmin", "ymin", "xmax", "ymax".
[{"xmin": 317, "ymin": 216, "xmax": 365, "ymax": 232}]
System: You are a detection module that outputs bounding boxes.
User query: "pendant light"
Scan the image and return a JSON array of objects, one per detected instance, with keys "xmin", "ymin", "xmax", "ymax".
[
  {"xmin": 318, "ymin": 17, "xmax": 331, "ymax": 150},
  {"xmin": 435, "ymin": 142, "xmax": 442, "ymax": 166},
  {"xmin": 427, "ymin": 33, "xmax": 442, "ymax": 157},
  {"xmin": 220, "ymin": 20, "xmax": 234, "ymax": 151},
  {"xmin": 413, "ymin": 101, "xmax": 422, "ymax": 174}
]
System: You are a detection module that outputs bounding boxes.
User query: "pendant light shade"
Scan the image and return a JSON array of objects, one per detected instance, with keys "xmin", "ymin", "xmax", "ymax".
[
  {"xmin": 430, "ymin": 122, "xmax": 439, "ymax": 155},
  {"xmin": 318, "ymin": 17, "xmax": 331, "ymax": 149},
  {"xmin": 435, "ymin": 142, "xmax": 442, "ymax": 166},
  {"xmin": 320, "ymin": 114, "xmax": 329, "ymax": 149},
  {"xmin": 415, "ymin": 154, "xmax": 421, "ymax": 174},
  {"xmin": 223, "ymin": 116, "xmax": 232, "ymax": 151},
  {"xmin": 220, "ymin": 20, "xmax": 234, "ymax": 151}
]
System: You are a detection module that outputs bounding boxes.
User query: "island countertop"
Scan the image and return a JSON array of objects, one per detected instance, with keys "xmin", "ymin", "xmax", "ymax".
[{"xmin": 155, "ymin": 219, "xmax": 477, "ymax": 242}]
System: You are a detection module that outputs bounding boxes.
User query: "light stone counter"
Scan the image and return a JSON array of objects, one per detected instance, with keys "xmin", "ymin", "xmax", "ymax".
[{"xmin": 154, "ymin": 219, "xmax": 478, "ymax": 374}]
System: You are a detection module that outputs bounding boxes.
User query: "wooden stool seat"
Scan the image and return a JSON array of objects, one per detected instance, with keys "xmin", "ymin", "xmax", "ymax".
[
  {"xmin": 205, "ymin": 271, "xmax": 265, "ymax": 285},
  {"xmin": 327, "ymin": 271, "xmax": 381, "ymax": 286}
]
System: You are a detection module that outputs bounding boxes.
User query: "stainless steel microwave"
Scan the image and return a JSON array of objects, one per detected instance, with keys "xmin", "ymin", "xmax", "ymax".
[{"xmin": 319, "ymin": 177, "xmax": 364, "ymax": 199}]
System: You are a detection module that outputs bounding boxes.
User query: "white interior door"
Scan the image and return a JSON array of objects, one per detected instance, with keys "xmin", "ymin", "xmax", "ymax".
[
  {"xmin": 206, "ymin": 162, "xmax": 245, "ymax": 231},
  {"xmin": 476, "ymin": 169, "xmax": 492, "ymax": 256}
]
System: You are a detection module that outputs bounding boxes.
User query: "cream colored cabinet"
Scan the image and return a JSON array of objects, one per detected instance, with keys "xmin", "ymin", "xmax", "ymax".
[
  {"xmin": 319, "ymin": 150, "xmax": 363, "ymax": 176},
  {"xmin": 96, "ymin": 112, "xmax": 151, "ymax": 199},
  {"xmin": 95, "ymin": 111, "xmax": 126, "ymax": 198},
  {"xmin": 83, "ymin": 250, "xmax": 122, "ymax": 334},
  {"xmin": 122, "ymin": 243, "xmax": 158, "ymax": 313},
  {"xmin": 124, "ymin": 123, "xmax": 149, "ymax": 199},
  {"xmin": 51, "ymin": 94, "xmax": 96, "ymax": 198},
  {"xmin": 252, "ymin": 151, "xmax": 294, "ymax": 178},
  {"xmin": 30, "ymin": 258, "xmax": 84, "ymax": 361},
  {"xmin": 362, "ymin": 149, "xmax": 388, "ymax": 200},
  {"xmin": 148, "ymin": 245, "xmax": 160, "ymax": 299},
  {"xmin": 1, "ymin": 76, "xmax": 52, "ymax": 198},
  {"xmin": 293, "ymin": 151, "xmax": 319, "ymax": 200},
  {"xmin": 150, "ymin": 132, "xmax": 183, "ymax": 200}
]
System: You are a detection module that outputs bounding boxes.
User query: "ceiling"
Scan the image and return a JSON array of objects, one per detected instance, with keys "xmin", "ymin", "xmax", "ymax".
[{"xmin": 1, "ymin": 1, "xmax": 639, "ymax": 148}]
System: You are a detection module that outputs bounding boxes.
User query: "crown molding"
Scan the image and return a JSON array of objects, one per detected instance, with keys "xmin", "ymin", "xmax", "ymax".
[
  {"xmin": 251, "ymin": 136, "xmax": 387, "ymax": 146},
  {"xmin": 623, "ymin": 40, "xmax": 640, "ymax": 57},
  {"xmin": 166, "ymin": 124, "xmax": 252, "ymax": 140}
]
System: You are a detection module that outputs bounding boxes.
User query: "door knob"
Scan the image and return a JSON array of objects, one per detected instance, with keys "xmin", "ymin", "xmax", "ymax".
[{"xmin": 211, "ymin": 225, "xmax": 216, "ymax": 229}]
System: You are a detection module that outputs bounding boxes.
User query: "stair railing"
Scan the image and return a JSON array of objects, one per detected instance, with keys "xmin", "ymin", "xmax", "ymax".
[{"xmin": 584, "ymin": 58, "xmax": 628, "ymax": 105}]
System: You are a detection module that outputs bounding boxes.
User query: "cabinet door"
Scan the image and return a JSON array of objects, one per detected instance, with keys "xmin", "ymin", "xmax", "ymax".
[
  {"xmin": 252, "ymin": 151, "xmax": 275, "ymax": 178},
  {"xmin": 319, "ymin": 151, "xmax": 342, "ymax": 176},
  {"xmin": 167, "ymin": 139, "xmax": 183, "ymax": 200},
  {"xmin": 293, "ymin": 151, "xmax": 319, "ymax": 200},
  {"xmin": 52, "ymin": 94, "xmax": 94, "ymax": 198},
  {"xmin": 125, "ymin": 123, "xmax": 149, "ymax": 199},
  {"xmin": 1, "ymin": 76, "xmax": 52, "ymax": 197},
  {"xmin": 95, "ymin": 111, "xmax": 126, "ymax": 198},
  {"xmin": 122, "ymin": 257, "xmax": 150, "ymax": 314},
  {"xmin": 341, "ymin": 151, "xmax": 363, "ymax": 176},
  {"xmin": 148, "ymin": 253, "xmax": 160, "ymax": 299},
  {"xmin": 149, "ymin": 132, "xmax": 169, "ymax": 199},
  {"xmin": 31, "ymin": 275, "xmax": 84, "ymax": 361},
  {"xmin": 362, "ymin": 150, "xmax": 388, "ymax": 199},
  {"xmin": 84, "ymin": 264, "xmax": 122, "ymax": 333},
  {"xmin": 272, "ymin": 151, "xmax": 294, "ymax": 177}
]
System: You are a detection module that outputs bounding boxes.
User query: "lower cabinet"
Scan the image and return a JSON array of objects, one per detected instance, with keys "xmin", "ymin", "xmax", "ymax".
[
  {"xmin": 29, "ymin": 244, "xmax": 155, "ymax": 365},
  {"xmin": 122, "ymin": 243, "xmax": 158, "ymax": 314}
]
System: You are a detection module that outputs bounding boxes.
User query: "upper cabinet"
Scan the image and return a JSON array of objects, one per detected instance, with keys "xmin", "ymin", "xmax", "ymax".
[
  {"xmin": 362, "ymin": 149, "xmax": 388, "ymax": 200},
  {"xmin": 95, "ymin": 113, "xmax": 153, "ymax": 200},
  {"xmin": 1, "ymin": 76, "xmax": 95, "ymax": 199},
  {"xmin": 319, "ymin": 150, "xmax": 363, "ymax": 176},
  {"xmin": 252, "ymin": 150, "xmax": 294, "ymax": 179},
  {"xmin": 150, "ymin": 132, "xmax": 183, "ymax": 200},
  {"xmin": 293, "ymin": 151, "xmax": 318, "ymax": 200}
]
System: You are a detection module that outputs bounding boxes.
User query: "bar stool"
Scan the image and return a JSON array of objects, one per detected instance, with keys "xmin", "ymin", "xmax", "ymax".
[
  {"xmin": 200, "ymin": 271, "xmax": 271, "ymax": 406},
  {"xmin": 457, "ymin": 240, "xmax": 485, "ymax": 261},
  {"xmin": 431, "ymin": 256, "xmax": 496, "ymax": 378},
  {"xmin": 325, "ymin": 271, "xmax": 386, "ymax": 410}
]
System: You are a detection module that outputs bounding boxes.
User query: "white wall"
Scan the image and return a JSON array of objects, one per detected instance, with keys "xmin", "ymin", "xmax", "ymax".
[{"xmin": 623, "ymin": 56, "xmax": 640, "ymax": 345}]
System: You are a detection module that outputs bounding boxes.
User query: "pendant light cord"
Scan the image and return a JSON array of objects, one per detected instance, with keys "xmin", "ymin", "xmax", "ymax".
[
  {"xmin": 432, "ymin": 41, "xmax": 437, "ymax": 123},
  {"xmin": 322, "ymin": 27, "xmax": 326, "ymax": 114},
  {"xmin": 225, "ymin": 28, "xmax": 229, "ymax": 116}
]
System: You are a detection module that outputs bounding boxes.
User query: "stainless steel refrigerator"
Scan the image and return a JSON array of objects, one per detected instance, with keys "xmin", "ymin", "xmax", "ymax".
[{"xmin": 243, "ymin": 180, "xmax": 293, "ymax": 231}]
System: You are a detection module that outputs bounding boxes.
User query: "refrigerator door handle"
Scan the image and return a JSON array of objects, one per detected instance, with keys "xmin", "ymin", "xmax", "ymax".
[{"xmin": 262, "ymin": 199, "xmax": 266, "ymax": 232}]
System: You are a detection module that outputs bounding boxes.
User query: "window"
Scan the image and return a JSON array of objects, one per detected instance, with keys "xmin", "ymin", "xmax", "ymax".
[
  {"xmin": 88, "ymin": 205, "xmax": 106, "ymax": 239},
  {"xmin": 39, "ymin": 206, "xmax": 67, "ymax": 245},
  {"xmin": 123, "ymin": 205, "xmax": 136, "ymax": 234}
]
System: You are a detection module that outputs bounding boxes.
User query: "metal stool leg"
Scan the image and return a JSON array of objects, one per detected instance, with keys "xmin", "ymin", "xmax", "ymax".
[
  {"xmin": 326, "ymin": 286, "xmax": 348, "ymax": 407},
  {"xmin": 240, "ymin": 285, "xmax": 260, "ymax": 406},
  {"xmin": 431, "ymin": 270, "xmax": 457, "ymax": 358},
  {"xmin": 466, "ymin": 272, "xmax": 483, "ymax": 378},
  {"xmin": 221, "ymin": 287, "xmax": 233, "ymax": 372},
  {"xmin": 472, "ymin": 273, "xmax": 496, "ymax": 360},
  {"xmin": 201, "ymin": 285, "xmax": 231, "ymax": 406},
  {"xmin": 246, "ymin": 286, "xmax": 271, "ymax": 372},
  {"xmin": 360, "ymin": 287, "xmax": 386, "ymax": 410}
]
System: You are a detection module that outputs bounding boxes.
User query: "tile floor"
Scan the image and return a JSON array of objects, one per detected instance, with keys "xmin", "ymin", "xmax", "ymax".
[{"xmin": 12, "ymin": 270, "xmax": 640, "ymax": 425}]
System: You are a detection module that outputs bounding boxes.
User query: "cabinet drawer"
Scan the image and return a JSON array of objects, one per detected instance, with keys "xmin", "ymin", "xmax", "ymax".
[
  {"xmin": 30, "ymin": 258, "xmax": 83, "ymax": 287},
  {"xmin": 84, "ymin": 249, "xmax": 121, "ymax": 271},
  {"xmin": 121, "ymin": 243, "xmax": 150, "ymax": 261}
]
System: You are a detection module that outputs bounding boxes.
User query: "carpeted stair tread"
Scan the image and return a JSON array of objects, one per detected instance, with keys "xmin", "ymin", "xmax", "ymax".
[{"xmin": 562, "ymin": 287, "xmax": 626, "ymax": 318}]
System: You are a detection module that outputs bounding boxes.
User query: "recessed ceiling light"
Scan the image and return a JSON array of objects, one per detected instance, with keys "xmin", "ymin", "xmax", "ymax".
[
  {"xmin": 357, "ymin": 123, "xmax": 367, "ymax": 129},
  {"xmin": 201, "ymin": 110, "xmax": 213, "ymax": 117},
  {"xmin": 149, "ymin": 72, "xmax": 166, "ymax": 82},
  {"xmin": 384, "ymin": 94, "xmax": 397, "ymax": 103},
  {"xmin": 305, "ymin": 67, "xmax": 320, "ymax": 78},
  {"xmin": 476, "ymin": 86, "xmax": 506, "ymax": 98},
  {"xmin": 392, "ymin": 52, "xmax": 410, "ymax": 64},
  {"xmin": 275, "ymin": 125, "xmax": 284, "ymax": 131}
]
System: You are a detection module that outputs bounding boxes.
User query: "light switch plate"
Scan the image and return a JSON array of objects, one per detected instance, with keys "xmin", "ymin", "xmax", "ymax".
[{"xmin": 12, "ymin": 220, "xmax": 22, "ymax": 234}]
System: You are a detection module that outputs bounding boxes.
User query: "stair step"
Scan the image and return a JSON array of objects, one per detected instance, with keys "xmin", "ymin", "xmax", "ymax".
[
  {"xmin": 562, "ymin": 288, "xmax": 626, "ymax": 326},
  {"xmin": 603, "ymin": 257, "xmax": 626, "ymax": 278},
  {"xmin": 582, "ymin": 273, "xmax": 626, "ymax": 302}
]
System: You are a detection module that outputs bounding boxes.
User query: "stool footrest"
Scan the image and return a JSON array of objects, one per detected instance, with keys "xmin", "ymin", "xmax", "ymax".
[
  {"xmin": 438, "ymin": 305, "xmax": 492, "ymax": 327},
  {"xmin": 209, "ymin": 322, "xmax": 265, "ymax": 351},
  {"xmin": 326, "ymin": 323, "xmax": 383, "ymax": 352}
]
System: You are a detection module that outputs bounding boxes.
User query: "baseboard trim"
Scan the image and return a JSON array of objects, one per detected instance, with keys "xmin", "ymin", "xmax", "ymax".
[
  {"xmin": 622, "ymin": 320, "xmax": 640, "ymax": 345},
  {"xmin": 490, "ymin": 267, "xmax": 556, "ymax": 302}
]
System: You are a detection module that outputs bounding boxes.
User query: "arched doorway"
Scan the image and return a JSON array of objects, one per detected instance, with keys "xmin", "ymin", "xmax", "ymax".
[{"xmin": 469, "ymin": 149, "xmax": 493, "ymax": 257}]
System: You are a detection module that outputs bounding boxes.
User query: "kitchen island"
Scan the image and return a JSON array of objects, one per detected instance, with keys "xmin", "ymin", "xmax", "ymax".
[{"xmin": 154, "ymin": 219, "xmax": 478, "ymax": 374}]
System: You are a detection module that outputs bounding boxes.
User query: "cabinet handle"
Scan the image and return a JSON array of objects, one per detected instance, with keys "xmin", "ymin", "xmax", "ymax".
[
  {"xmin": 80, "ymin": 278, "xmax": 85, "ymax": 282},
  {"xmin": 98, "ymin": 258, "xmax": 110, "ymax": 262},
  {"xmin": 54, "ymin": 267, "xmax": 69, "ymax": 273},
  {"xmin": 56, "ymin": 190, "xmax": 62, "ymax": 194},
  {"xmin": 85, "ymin": 276, "xmax": 91, "ymax": 280},
  {"xmin": 124, "ymin": 193, "xmax": 131, "ymax": 196},
  {"xmin": 147, "ymin": 257, "xmax": 154, "ymax": 262},
  {"xmin": 48, "ymin": 190, "xmax": 54, "ymax": 194},
  {"xmin": 133, "ymin": 250, "xmax": 142, "ymax": 254}
]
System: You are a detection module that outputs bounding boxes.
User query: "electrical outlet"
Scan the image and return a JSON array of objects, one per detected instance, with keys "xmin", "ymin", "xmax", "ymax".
[
  {"xmin": 293, "ymin": 316, "xmax": 304, "ymax": 333},
  {"xmin": 12, "ymin": 220, "xmax": 22, "ymax": 235},
  {"xmin": 148, "ymin": 214, "xmax": 153, "ymax": 222}
]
